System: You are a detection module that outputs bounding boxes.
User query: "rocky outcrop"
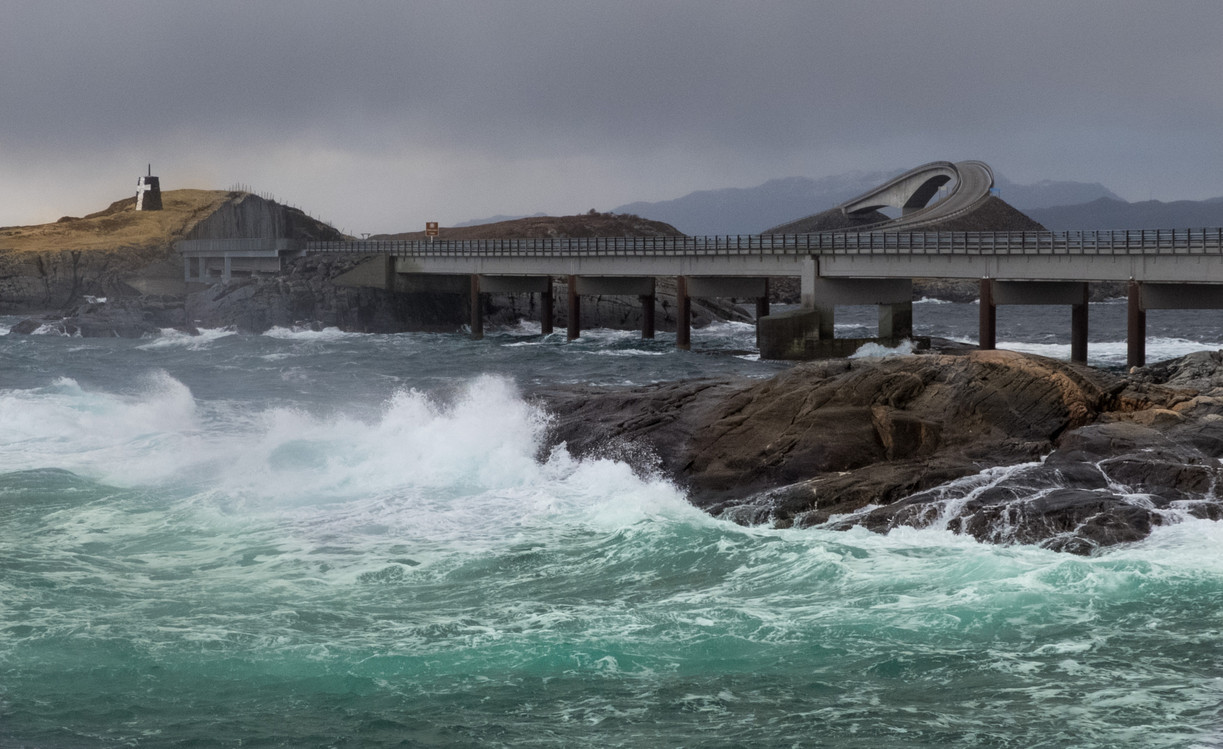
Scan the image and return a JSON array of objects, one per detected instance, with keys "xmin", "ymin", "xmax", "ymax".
[
  {"xmin": 0, "ymin": 248, "xmax": 167, "ymax": 313},
  {"xmin": 0, "ymin": 191, "xmax": 343, "ymax": 317},
  {"xmin": 538, "ymin": 348, "xmax": 1223, "ymax": 553},
  {"xmin": 10, "ymin": 297, "xmax": 189, "ymax": 338}
]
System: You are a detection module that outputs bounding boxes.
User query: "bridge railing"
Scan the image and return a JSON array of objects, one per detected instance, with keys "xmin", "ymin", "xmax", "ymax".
[{"xmin": 305, "ymin": 228, "xmax": 1223, "ymax": 258}]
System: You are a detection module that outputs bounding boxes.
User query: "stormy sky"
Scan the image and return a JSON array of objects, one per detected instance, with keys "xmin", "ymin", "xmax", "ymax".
[{"xmin": 2, "ymin": 0, "xmax": 1221, "ymax": 234}]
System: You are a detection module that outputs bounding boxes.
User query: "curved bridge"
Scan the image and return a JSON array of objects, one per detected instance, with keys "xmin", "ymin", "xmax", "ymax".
[{"xmin": 840, "ymin": 160, "xmax": 994, "ymax": 230}]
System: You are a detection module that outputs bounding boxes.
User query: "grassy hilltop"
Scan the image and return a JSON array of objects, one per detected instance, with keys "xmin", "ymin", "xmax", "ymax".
[{"xmin": 0, "ymin": 190, "xmax": 235, "ymax": 253}]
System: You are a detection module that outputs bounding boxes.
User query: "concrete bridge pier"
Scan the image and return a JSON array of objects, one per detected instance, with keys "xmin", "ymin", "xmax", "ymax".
[
  {"xmin": 756, "ymin": 279, "xmax": 770, "ymax": 347},
  {"xmin": 683, "ymin": 276, "xmax": 770, "ymax": 351},
  {"xmin": 470, "ymin": 275, "xmax": 483, "ymax": 340},
  {"xmin": 567, "ymin": 276, "xmax": 657, "ymax": 342},
  {"xmin": 541, "ymin": 280, "xmax": 554, "ymax": 335},
  {"xmin": 1128, "ymin": 281, "xmax": 1145, "ymax": 368},
  {"xmin": 761, "ymin": 264, "xmax": 913, "ymax": 358},
  {"xmin": 470, "ymin": 275, "xmax": 554, "ymax": 340},
  {"xmin": 979, "ymin": 280, "xmax": 1090, "ymax": 364},
  {"xmin": 1129, "ymin": 282, "xmax": 1223, "ymax": 368},
  {"xmin": 641, "ymin": 293, "xmax": 656, "ymax": 339},
  {"xmin": 809, "ymin": 276, "xmax": 914, "ymax": 340},
  {"xmin": 567, "ymin": 276, "xmax": 581, "ymax": 340},
  {"xmin": 676, "ymin": 276, "xmax": 690, "ymax": 350}
]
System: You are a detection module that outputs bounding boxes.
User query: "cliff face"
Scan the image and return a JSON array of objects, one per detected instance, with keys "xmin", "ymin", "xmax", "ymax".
[
  {"xmin": 538, "ymin": 349, "xmax": 1223, "ymax": 553},
  {"xmin": 186, "ymin": 193, "xmax": 344, "ymax": 243},
  {"xmin": 0, "ymin": 191, "xmax": 342, "ymax": 313}
]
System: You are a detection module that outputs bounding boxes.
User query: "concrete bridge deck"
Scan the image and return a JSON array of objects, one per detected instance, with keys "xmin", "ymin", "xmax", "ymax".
[
  {"xmin": 178, "ymin": 228, "xmax": 1223, "ymax": 367},
  {"xmin": 306, "ymin": 228, "xmax": 1223, "ymax": 282}
]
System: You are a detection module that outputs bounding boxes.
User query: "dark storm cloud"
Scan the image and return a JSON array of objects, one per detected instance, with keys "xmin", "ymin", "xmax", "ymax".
[{"xmin": 2, "ymin": 0, "xmax": 1221, "ymax": 229}]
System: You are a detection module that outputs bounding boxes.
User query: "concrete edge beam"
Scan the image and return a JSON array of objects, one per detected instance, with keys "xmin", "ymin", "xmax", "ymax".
[
  {"xmin": 478, "ymin": 275, "xmax": 551, "ymax": 294},
  {"xmin": 1141, "ymin": 283, "xmax": 1223, "ymax": 310},
  {"xmin": 574, "ymin": 276, "xmax": 655, "ymax": 296},
  {"xmin": 685, "ymin": 276, "xmax": 768, "ymax": 298},
  {"xmin": 812, "ymin": 277, "xmax": 913, "ymax": 306},
  {"xmin": 991, "ymin": 280, "xmax": 1088, "ymax": 306},
  {"xmin": 394, "ymin": 273, "xmax": 470, "ymax": 294}
]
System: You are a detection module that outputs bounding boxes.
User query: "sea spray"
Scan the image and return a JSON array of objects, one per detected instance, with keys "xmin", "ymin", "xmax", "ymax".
[{"xmin": 5, "ymin": 314, "xmax": 1223, "ymax": 746}]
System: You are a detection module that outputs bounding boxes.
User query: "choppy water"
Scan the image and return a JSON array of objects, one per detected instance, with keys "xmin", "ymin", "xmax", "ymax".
[{"xmin": 4, "ymin": 302, "xmax": 1223, "ymax": 747}]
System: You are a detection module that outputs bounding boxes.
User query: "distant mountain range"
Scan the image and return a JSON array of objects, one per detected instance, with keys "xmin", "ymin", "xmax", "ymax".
[
  {"xmin": 456, "ymin": 169, "xmax": 1222, "ymax": 235},
  {"xmin": 610, "ymin": 172, "xmax": 1140, "ymax": 235},
  {"xmin": 1026, "ymin": 197, "xmax": 1223, "ymax": 231}
]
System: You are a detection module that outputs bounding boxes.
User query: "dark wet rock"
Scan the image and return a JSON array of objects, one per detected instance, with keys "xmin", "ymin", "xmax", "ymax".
[
  {"xmin": 10, "ymin": 297, "xmax": 187, "ymax": 338},
  {"xmin": 1131, "ymin": 349, "xmax": 1223, "ymax": 393},
  {"xmin": 539, "ymin": 348, "xmax": 1223, "ymax": 554},
  {"xmin": 8, "ymin": 318, "xmax": 41, "ymax": 335}
]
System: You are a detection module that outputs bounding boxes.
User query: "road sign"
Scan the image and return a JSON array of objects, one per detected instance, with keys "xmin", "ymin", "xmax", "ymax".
[{"xmin": 426, "ymin": 222, "xmax": 439, "ymax": 237}]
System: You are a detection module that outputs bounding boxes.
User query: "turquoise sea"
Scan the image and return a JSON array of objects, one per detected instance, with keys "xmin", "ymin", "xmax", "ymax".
[{"xmin": 3, "ymin": 301, "xmax": 1223, "ymax": 747}]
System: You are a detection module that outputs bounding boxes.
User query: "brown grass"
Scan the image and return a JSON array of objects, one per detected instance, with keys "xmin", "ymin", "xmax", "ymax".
[
  {"xmin": 373, "ymin": 213, "xmax": 684, "ymax": 240},
  {"xmin": 0, "ymin": 189, "xmax": 234, "ymax": 253}
]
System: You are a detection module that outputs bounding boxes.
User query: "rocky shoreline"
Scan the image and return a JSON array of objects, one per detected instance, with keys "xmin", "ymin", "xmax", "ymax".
[{"xmin": 537, "ymin": 347, "xmax": 1223, "ymax": 554}]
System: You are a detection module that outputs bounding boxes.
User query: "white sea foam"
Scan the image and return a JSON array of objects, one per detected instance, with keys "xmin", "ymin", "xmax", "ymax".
[
  {"xmin": 850, "ymin": 339, "xmax": 917, "ymax": 358},
  {"xmin": 0, "ymin": 372, "xmax": 201, "ymax": 484},
  {"xmin": 138, "ymin": 327, "xmax": 237, "ymax": 350},
  {"xmin": 27, "ymin": 322, "xmax": 73, "ymax": 336},
  {"xmin": 0, "ymin": 372, "xmax": 697, "ymax": 546},
  {"xmin": 998, "ymin": 338, "xmax": 1223, "ymax": 368},
  {"xmin": 262, "ymin": 325, "xmax": 361, "ymax": 341}
]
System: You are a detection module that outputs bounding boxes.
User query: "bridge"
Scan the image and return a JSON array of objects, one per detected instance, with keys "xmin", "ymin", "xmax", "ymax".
[
  {"xmin": 175, "ymin": 160, "xmax": 1223, "ymax": 368},
  {"xmin": 177, "ymin": 228, "xmax": 1223, "ymax": 368}
]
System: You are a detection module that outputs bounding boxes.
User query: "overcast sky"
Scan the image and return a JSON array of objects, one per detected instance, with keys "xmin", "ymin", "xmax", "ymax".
[{"xmin": 3, "ymin": 0, "xmax": 1221, "ymax": 234}]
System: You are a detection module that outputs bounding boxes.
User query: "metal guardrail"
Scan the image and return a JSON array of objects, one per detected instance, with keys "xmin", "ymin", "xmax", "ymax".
[{"xmin": 306, "ymin": 228, "xmax": 1223, "ymax": 258}]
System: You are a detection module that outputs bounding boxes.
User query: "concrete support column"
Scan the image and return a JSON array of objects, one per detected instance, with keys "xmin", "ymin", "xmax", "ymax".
[
  {"xmin": 979, "ymin": 278, "xmax": 996, "ymax": 350},
  {"xmin": 567, "ymin": 275, "xmax": 581, "ymax": 341},
  {"xmin": 800, "ymin": 256, "xmax": 818, "ymax": 309},
  {"xmin": 1128, "ymin": 280, "xmax": 1145, "ymax": 368},
  {"xmin": 756, "ymin": 279, "xmax": 770, "ymax": 347},
  {"xmin": 641, "ymin": 294, "xmax": 656, "ymax": 339},
  {"xmin": 469, "ymin": 274, "xmax": 483, "ymax": 340},
  {"xmin": 222, "ymin": 256, "xmax": 232, "ymax": 284},
  {"xmin": 1071, "ymin": 283, "xmax": 1089, "ymax": 364},
  {"xmin": 817, "ymin": 305, "xmax": 835, "ymax": 339},
  {"xmin": 540, "ymin": 280, "xmax": 554, "ymax": 336},
  {"xmin": 676, "ymin": 276, "xmax": 691, "ymax": 350},
  {"xmin": 878, "ymin": 301, "xmax": 913, "ymax": 339}
]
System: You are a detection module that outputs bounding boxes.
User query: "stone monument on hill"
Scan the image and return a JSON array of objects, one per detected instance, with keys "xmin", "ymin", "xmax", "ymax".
[{"xmin": 135, "ymin": 165, "xmax": 162, "ymax": 211}]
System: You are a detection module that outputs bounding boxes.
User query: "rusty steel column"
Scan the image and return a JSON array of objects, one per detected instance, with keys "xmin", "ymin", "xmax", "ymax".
[
  {"xmin": 1127, "ymin": 280, "xmax": 1146, "ymax": 368},
  {"xmin": 540, "ymin": 278, "xmax": 554, "ymax": 336},
  {"xmin": 1070, "ymin": 282, "xmax": 1089, "ymax": 364},
  {"xmin": 676, "ymin": 276, "xmax": 691, "ymax": 350},
  {"xmin": 978, "ymin": 278, "xmax": 995, "ymax": 351},
  {"xmin": 469, "ymin": 274, "xmax": 483, "ymax": 340},
  {"xmin": 641, "ymin": 294, "xmax": 655, "ymax": 339},
  {"xmin": 567, "ymin": 275, "xmax": 580, "ymax": 341}
]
